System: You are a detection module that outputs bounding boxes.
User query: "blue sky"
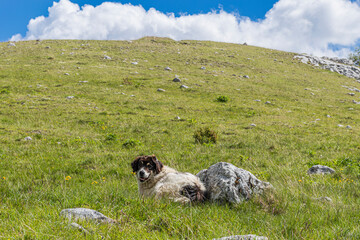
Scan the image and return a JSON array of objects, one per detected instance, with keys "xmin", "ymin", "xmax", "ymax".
[
  {"xmin": 1, "ymin": 0, "xmax": 360, "ymax": 57},
  {"xmin": 0, "ymin": 0, "xmax": 276, "ymax": 42}
]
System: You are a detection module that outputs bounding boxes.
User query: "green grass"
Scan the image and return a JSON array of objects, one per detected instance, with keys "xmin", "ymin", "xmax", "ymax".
[{"xmin": 0, "ymin": 37, "xmax": 359, "ymax": 239}]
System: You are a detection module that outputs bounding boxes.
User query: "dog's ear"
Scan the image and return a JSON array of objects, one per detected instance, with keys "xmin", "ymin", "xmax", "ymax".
[
  {"xmin": 151, "ymin": 155, "xmax": 163, "ymax": 174},
  {"xmin": 131, "ymin": 157, "xmax": 141, "ymax": 173}
]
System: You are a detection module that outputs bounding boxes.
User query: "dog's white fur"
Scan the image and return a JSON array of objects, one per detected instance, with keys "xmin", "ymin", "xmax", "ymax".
[{"xmin": 136, "ymin": 165, "xmax": 205, "ymax": 204}]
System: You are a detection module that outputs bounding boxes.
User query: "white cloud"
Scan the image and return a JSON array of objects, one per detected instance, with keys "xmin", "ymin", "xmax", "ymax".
[{"xmin": 11, "ymin": 0, "xmax": 360, "ymax": 57}]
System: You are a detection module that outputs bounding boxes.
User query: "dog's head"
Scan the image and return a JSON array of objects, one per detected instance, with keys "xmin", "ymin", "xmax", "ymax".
[{"xmin": 131, "ymin": 155, "xmax": 163, "ymax": 183}]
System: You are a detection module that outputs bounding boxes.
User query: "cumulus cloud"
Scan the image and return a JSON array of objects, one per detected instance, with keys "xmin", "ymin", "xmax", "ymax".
[{"xmin": 11, "ymin": 0, "xmax": 360, "ymax": 57}]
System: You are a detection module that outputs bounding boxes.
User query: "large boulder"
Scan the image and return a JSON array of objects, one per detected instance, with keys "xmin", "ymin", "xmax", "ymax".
[{"xmin": 197, "ymin": 162, "xmax": 271, "ymax": 204}]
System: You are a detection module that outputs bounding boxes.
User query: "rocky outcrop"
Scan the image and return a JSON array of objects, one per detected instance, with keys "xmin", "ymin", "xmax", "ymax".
[
  {"xmin": 294, "ymin": 54, "xmax": 360, "ymax": 80},
  {"xmin": 197, "ymin": 162, "xmax": 271, "ymax": 204}
]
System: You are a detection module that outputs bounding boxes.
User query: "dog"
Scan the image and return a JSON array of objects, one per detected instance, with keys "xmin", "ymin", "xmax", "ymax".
[{"xmin": 131, "ymin": 155, "xmax": 206, "ymax": 204}]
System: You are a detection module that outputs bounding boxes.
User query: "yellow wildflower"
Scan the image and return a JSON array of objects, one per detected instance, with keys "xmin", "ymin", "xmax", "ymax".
[
  {"xmin": 298, "ymin": 180, "xmax": 302, "ymax": 183},
  {"xmin": 65, "ymin": 176, "xmax": 71, "ymax": 181},
  {"xmin": 2, "ymin": 177, "xmax": 6, "ymax": 180}
]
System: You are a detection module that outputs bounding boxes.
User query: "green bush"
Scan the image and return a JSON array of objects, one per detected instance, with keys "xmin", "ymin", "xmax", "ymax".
[
  {"xmin": 122, "ymin": 138, "xmax": 141, "ymax": 148},
  {"xmin": 193, "ymin": 127, "xmax": 218, "ymax": 144},
  {"xmin": 216, "ymin": 95, "xmax": 229, "ymax": 102}
]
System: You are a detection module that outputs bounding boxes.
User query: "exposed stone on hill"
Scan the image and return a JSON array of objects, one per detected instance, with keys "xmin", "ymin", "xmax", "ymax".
[
  {"xmin": 173, "ymin": 77, "xmax": 181, "ymax": 82},
  {"xmin": 104, "ymin": 55, "xmax": 112, "ymax": 60},
  {"xmin": 197, "ymin": 162, "xmax": 271, "ymax": 204},
  {"xmin": 314, "ymin": 196, "xmax": 332, "ymax": 202},
  {"xmin": 180, "ymin": 85, "xmax": 189, "ymax": 89},
  {"xmin": 213, "ymin": 234, "xmax": 268, "ymax": 240},
  {"xmin": 243, "ymin": 75, "xmax": 250, "ymax": 79},
  {"xmin": 157, "ymin": 88, "xmax": 165, "ymax": 92},
  {"xmin": 8, "ymin": 43, "xmax": 16, "ymax": 47},
  {"xmin": 294, "ymin": 55, "xmax": 360, "ymax": 80},
  {"xmin": 164, "ymin": 66, "xmax": 172, "ymax": 71},
  {"xmin": 307, "ymin": 165, "xmax": 335, "ymax": 175},
  {"xmin": 60, "ymin": 208, "xmax": 116, "ymax": 223},
  {"xmin": 24, "ymin": 136, "xmax": 32, "ymax": 141}
]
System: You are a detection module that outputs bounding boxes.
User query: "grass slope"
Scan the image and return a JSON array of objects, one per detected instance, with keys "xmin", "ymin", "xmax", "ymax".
[{"xmin": 0, "ymin": 38, "xmax": 359, "ymax": 239}]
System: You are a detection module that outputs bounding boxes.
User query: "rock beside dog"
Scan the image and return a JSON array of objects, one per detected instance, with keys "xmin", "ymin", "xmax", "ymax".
[
  {"xmin": 60, "ymin": 208, "xmax": 116, "ymax": 223},
  {"xmin": 197, "ymin": 162, "xmax": 271, "ymax": 204},
  {"xmin": 213, "ymin": 234, "xmax": 268, "ymax": 240}
]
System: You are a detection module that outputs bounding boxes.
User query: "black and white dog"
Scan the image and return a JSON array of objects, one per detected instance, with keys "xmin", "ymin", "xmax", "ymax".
[{"xmin": 131, "ymin": 155, "xmax": 206, "ymax": 203}]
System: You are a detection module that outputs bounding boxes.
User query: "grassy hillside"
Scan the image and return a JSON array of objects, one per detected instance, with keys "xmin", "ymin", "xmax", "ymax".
[{"xmin": 0, "ymin": 38, "xmax": 359, "ymax": 239}]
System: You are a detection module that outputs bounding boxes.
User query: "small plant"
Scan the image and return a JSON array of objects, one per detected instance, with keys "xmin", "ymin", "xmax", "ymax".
[
  {"xmin": 193, "ymin": 127, "xmax": 218, "ymax": 144},
  {"xmin": 122, "ymin": 138, "xmax": 141, "ymax": 148},
  {"xmin": 105, "ymin": 133, "xmax": 117, "ymax": 142},
  {"xmin": 216, "ymin": 95, "xmax": 229, "ymax": 102}
]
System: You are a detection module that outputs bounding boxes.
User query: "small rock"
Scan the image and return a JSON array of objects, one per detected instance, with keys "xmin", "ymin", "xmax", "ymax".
[
  {"xmin": 327, "ymin": 115, "xmax": 331, "ymax": 118},
  {"xmin": 157, "ymin": 88, "xmax": 165, "ymax": 92},
  {"xmin": 180, "ymin": 85, "xmax": 189, "ymax": 89},
  {"xmin": 79, "ymin": 81, "xmax": 88, "ymax": 83},
  {"xmin": 213, "ymin": 235, "xmax": 268, "ymax": 240},
  {"xmin": 255, "ymin": 100, "xmax": 261, "ymax": 102},
  {"xmin": 346, "ymin": 125, "xmax": 352, "ymax": 129},
  {"xmin": 250, "ymin": 123, "xmax": 256, "ymax": 127},
  {"xmin": 175, "ymin": 116, "xmax": 181, "ymax": 120},
  {"xmin": 164, "ymin": 67, "xmax": 172, "ymax": 71},
  {"xmin": 307, "ymin": 165, "xmax": 335, "ymax": 175},
  {"xmin": 60, "ymin": 208, "xmax": 116, "ymax": 223},
  {"xmin": 66, "ymin": 96, "xmax": 74, "ymax": 99},
  {"xmin": 64, "ymin": 73, "xmax": 70, "ymax": 76},
  {"xmin": 70, "ymin": 222, "xmax": 89, "ymax": 234},
  {"xmin": 243, "ymin": 75, "xmax": 250, "ymax": 79},
  {"xmin": 200, "ymin": 66, "xmax": 206, "ymax": 70},
  {"xmin": 173, "ymin": 77, "xmax": 181, "ymax": 82},
  {"xmin": 314, "ymin": 197, "xmax": 332, "ymax": 202},
  {"xmin": 265, "ymin": 101, "xmax": 271, "ymax": 104},
  {"xmin": 104, "ymin": 55, "xmax": 112, "ymax": 60},
  {"xmin": 338, "ymin": 124, "xmax": 344, "ymax": 127},
  {"xmin": 131, "ymin": 62, "xmax": 138, "ymax": 65},
  {"xmin": 24, "ymin": 136, "xmax": 33, "ymax": 141},
  {"xmin": 8, "ymin": 42, "xmax": 16, "ymax": 47},
  {"xmin": 348, "ymin": 93, "xmax": 355, "ymax": 96},
  {"xmin": 130, "ymin": 95, "xmax": 135, "ymax": 97}
]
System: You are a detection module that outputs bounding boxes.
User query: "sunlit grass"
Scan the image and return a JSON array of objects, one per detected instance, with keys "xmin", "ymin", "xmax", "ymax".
[{"xmin": 0, "ymin": 38, "xmax": 359, "ymax": 239}]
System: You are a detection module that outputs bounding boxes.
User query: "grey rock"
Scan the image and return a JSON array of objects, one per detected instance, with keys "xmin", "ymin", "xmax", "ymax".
[
  {"xmin": 346, "ymin": 125, "xmax": 352, "ymax": 129},
  {"xmin": 64, "ymin": 73, "xmax": 69, "ymax": 76},
  {"xmin": 157, "ymin": 88, "xmax": 165, "ymax": 92},
  {"xmin": 66, "ymin": 96, "xmax": 74, "ymax": 99},
  {"xmin": 131, "ymin": 62, "xmax": 138, "ymax": 65},
  {"xmin": 175, "ymin": 116, "xmax": 181, "ymax": 120},
  {"xmin": 250, "ymin": 123, "xmax": 256, "ymax": 127},
  {"xmin": 173, "ymin": 77, "xmax": 181, "ymax": 82},
  {"xmin": 180, "ymin": 85, "xmax": 189, "ymax": 89},
  {"xmin": 213, "ymin": 234, "xmax": 268, "ymax": 240},
  {"xmin": 60, "ymin": 208, "xmax": 116, "ymax": 223},
  {"xmin": 104, "ymin": 55, "xmax": 112, "ymax": 60},
  {"xmin": 197, "ymin": 162, "xmax": 271, "ymax": 204},
  {"xmin": 200, "ymin": 66, "xmax": 206, "ymax": 70},
  {"xmin": 164, "ymin": 66, "xmax": 172, "ymax": 71},
  {"xmin": 265, "ymin": 101, "xmax": 271, "ymax": 104},
  {"xmin": 314, "ymin": 196, "xmax": 332, "ymax": 202},
  {"xmin": 24, "ymin": 136, "xmax": 33, "ymax": 141},
  {"xmin": 70, "ymin": 222, "xmax": 89, "ymax": 234},
  {"xmin": 8, "ymin": 43, "xmax": 16, "ymax": 47},
  {"xmin": 79, "ymin": 81, "xmax": 88, "ymax": 83},
  {"xmin": 243, "ymin": 75, "xmax": 250, "ymax": 79},
  {"xmin": 307, "ymin": 165, "xmax": 335, "ymax": 175}
]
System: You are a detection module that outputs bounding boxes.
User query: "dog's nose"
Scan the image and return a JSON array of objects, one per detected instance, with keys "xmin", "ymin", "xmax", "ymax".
[{"xmin": 139, "ymin": 170, "xmax": 145, "ymax": 177}]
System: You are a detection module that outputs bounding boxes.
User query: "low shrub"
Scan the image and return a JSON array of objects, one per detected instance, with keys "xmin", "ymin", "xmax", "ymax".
[
  {"xmin": 193, "ymin": 127, "xmax": 218, "ymax": 144},
  {"xmin": 216, "ymin": 95, "xmax": 229, "ymax": 102}
]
